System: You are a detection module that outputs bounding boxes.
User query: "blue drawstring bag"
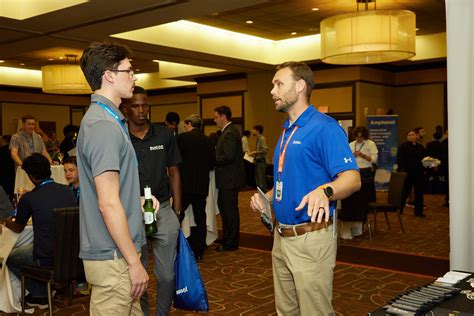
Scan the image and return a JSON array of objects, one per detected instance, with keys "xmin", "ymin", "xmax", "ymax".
[{"xmin": 174, "ymin": 230, "xmax": 209, "ymax": 311}]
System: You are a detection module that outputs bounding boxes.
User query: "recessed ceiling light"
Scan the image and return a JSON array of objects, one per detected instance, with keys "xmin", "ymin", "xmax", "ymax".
[
  {"xmin": 0, "ymin": 60, "xmax": 5, "ymax": 63},
  {"xmin": 48, "ymin": 58, "xmax": 54, "ymax": 61},
  {"xmin": 20, "ymin": 63, "xmax": 25, "ymax": 66},
  {"xmin": 59, "ymin": 56, "xmax": 64, "ymax": 60},
  {"xmin": 312, "ymin": 8, "xmax": 320, "ymax": 11},
  {"xmin": 416, "ymin": 27, "xmax": 420, "ymax": 31},
  {"xmin": 291, "ymin": 32, "xmax": 297, "ymax": 35},
  {"xmin": 245, "ymin": 20, "xmax": 254, "ymax": 24},
  {"xmin": 135, "ymin": 68, "xmax": 140, "ymax": 71},
  {"xmin": 129, "ymin": 58, "xmax": 133, "ymax": 61},
  {"xmin": 152, "ymin": 59, "xmax": 159, "ymax": 63},
  {"xmin": 211, "ymin": 12, "xmax": 219, "ymax": 16}
]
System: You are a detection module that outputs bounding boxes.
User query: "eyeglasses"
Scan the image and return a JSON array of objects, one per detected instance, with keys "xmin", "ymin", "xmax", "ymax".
[{"xmin": 112, "ymin": 69, "xmax": 135, "ymax": 78}]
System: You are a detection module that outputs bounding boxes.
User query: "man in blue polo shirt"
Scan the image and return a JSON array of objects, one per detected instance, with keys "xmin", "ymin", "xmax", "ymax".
[{"xmin": 250, "ymin": 61, "xmax": 360, "ymax": 315}]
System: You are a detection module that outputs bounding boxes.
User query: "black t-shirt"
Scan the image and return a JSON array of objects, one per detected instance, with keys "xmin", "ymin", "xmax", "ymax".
[
  {"xmin": 130, "ymin": 123, "xmax": 182, "ymax": 201},
  {"xmin": 15, "ymin": 179, "xmax": 77, "ymax": 266}
]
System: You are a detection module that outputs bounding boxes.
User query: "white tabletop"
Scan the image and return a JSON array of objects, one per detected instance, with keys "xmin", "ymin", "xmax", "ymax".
[
  {"xmin": 0, "ymin": 225, "xmax": 34, "ymax": 313},
  {"xmin": 181, "ymin": 170, "xmax": 219, "ymax": 246},
  {"xmin": 14, "ymin": 165, "xmax": 68, "ymax": 194}
]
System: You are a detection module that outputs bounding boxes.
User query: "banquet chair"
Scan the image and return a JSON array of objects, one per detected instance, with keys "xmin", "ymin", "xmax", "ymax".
[
  {"xmin": 368, "ymin": 172, "xmax": 407, "ymax": 234},
  {"xmin": 21, "ymin": 206, "xmax": 84, "ymax": 316}
]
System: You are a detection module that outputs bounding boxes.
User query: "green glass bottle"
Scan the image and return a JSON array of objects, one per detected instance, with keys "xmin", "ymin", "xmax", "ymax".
[{"xmin": 143, "ymin": 186, "xmax": 157, "ymax": 236}]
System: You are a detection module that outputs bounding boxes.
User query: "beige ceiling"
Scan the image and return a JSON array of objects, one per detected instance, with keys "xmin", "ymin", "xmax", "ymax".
[{"xmin": 0, "ymin": 0, "xmax": 446, "ymax": 89}]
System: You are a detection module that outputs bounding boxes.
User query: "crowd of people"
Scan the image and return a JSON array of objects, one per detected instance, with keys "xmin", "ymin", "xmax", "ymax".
[{"xmin": 0, "ymin": 41, "xmax": 450, "ymax": 315}]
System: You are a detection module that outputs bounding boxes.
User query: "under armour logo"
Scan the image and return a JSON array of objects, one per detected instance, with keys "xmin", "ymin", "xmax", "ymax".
[{"xmin": 344, "ymin": 157, "xmax": 352, "ymax": 163}]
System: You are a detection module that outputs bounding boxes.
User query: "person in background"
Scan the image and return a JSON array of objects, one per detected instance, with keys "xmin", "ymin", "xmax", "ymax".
[
  {"xmin": 397, "ymin": 129, "xmax": 426, "ymax": 217},
  {"xmin": 440, "ymin": 130, "xmax": 449, "ymax": 207},
  {"xmin": 9, "ymin": 115, "xmax": 52, "ymax": 166},
  {"xmin": 425, "ymin": 126, "xmax": 444, "ymax": 194},
  {"xmin": 241, "ymin": 130, "xmax": 251, "ymax": 154},
  {"xmin": 340, "ymin": 126, "xmax": 378, "ymax": 239},
  {"xmin": 250, "ymin": 124, "xmax": 269, "ymax": 192},
  {"xmin": 415, "ymin": 126, "xmax": 426, "ymax": 145},
  {"xmin": 165, "ymin": 112, "xmax": 180, "ymax": 136},
  {"xmin": 122, "ymin": 86, "xmax": 182, "ymax": 316},
  {"xmin": 63, "ymin": 156, "xmax": 80, "ymax": 204},
  {"xmin": 214, "ymin": 105, "xmax": 246, "ymax": 251},
  {"xmin": 78, "ymin": 41, "xmax": 150, "ymax": 315},
  {"xmin": 241, "ymin": 130, "xmax": 254, "ymax": 188},
  {"xmin": 6, "ymin": 154, "xmax": 76, "ymax": 309},
  {"xmin": 60, "ymin": 124, "xmax": 79, "ymax": 159},
  {"xmin": 45, "ymin": 131, "xmax": 60, "ymax": 159},
  {"xmin": 250, "ymin": 61, "xmax": 360, "ymax": 315},
  {"xmin": 178, "ymin": 114, "xmax": 215, "ymax": 261}
]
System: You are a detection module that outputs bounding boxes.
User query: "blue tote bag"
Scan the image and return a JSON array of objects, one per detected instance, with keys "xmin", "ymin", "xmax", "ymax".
[{"xmin": 173, "ymin": 230, "xmax": 209, "ymax": 311}]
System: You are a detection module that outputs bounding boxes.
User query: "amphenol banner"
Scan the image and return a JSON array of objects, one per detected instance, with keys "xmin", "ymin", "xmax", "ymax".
[{"xmin": 367, "ymin": 115, "xmax": 399, "ymax": 190}]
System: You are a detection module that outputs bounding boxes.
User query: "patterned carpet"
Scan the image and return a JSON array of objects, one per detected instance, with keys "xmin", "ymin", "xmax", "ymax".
[
  {"xmin": 0, "ymin": 246, "xmax": 433, "ymax": 316},
  {"xmin": 0, "ymin": 190, "xmax": 447, "ymax": 315}
]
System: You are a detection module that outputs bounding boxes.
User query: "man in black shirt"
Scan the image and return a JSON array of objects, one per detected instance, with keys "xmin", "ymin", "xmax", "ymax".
[
  {"xmin": 6, "ymin": 154, "xmax": 76, "ymax": 308},
  {"xmin": 122, "ymin": 86, "xmax": 182, "ymax": 316},
  {"xmin": 178, "ymin": 114, "xmax": 215, "ymax": 261}
]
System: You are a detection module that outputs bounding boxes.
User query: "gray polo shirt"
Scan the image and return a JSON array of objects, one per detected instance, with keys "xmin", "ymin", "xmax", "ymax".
[{"xmin": 77, "ymin": 94, "xmax": 145, "ymax": 260}]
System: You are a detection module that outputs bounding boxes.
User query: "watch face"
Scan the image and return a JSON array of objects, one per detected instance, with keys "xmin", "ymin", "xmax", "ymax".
[{"xmin": 324, "ymin": 186, "xmax": 334, "ymax": 198}]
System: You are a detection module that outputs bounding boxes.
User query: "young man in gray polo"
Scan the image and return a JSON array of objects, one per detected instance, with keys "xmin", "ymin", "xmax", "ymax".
[{"xmin": 77, "ymin": 41, "xmax": 150, "ymax": 315}]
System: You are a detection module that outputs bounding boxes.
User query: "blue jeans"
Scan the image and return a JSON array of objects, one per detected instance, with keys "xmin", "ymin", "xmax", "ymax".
[{"xmin": 7, "ymin": 243, "xmax": 48, "ymax": 298}]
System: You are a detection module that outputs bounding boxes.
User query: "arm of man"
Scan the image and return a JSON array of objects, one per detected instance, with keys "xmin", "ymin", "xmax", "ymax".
[
  {"xmin": 250, "ymin": 188, "xmax": 274, "ymax": 213},
  {"xmin": 10, "ymin": 147, "xmax": 22, "ymax": 166},
  {"xmin": 168, "ymin": 165, "xmax": 182, "ymax": 217},
  {"xmin": 95, "ymin": 171, "xmax": 148, "ymax": 299},
  {"xmin": 295, "ymin": 169, "xmax": 361, "ymax": 223},
  {"xmin": 41, "ymin": 149, "xmax": 53, "ymax": 164},
  {"xmin": 5, "ymin": 217, "xmax": 26, "ymax": 233}
]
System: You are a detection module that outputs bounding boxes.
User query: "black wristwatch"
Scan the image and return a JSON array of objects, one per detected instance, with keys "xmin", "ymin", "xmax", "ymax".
[{"xmin": 323, "ymin": 186, "xmax": 334, "ymax": 200}]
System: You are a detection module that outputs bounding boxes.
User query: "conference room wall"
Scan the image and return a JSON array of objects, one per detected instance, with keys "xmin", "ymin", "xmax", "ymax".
[{"xmin": 1, "ymin": 102, "xmax": 70, "ymax": 140}]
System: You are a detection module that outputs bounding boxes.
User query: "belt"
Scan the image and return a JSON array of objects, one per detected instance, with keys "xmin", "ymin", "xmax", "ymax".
[{"xmin": 277, "ymin": 219, "xmax": 333, "ymax": 237}]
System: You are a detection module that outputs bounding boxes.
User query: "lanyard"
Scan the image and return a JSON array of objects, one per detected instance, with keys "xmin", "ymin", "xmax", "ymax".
[
  {"xmin": 70, "ymin": 184, "xmax": 80, "ymax": 202},
  {"xmin": 277, "ymin": 126, "xmax": 298, "ymax": 179},
  {"xmin": 38, "ymin": 179, "xmax": 54, "ymax": 187},
  {"xmin": 22, "ymin": 133, "xmax": 35, "ymax": 153},
  {"xmin": 355, "ymin": 141, "xmax": 364, "ymax": 152},
  {"xmin": 93, "ymin": 101, "xmax": 129, "ymax": 139}
]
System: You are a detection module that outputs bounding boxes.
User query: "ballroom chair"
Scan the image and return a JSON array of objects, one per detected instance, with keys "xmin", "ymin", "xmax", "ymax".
[
  {"xmin": 368, "ymin": 172, "xmax": 407, "ymax": 234},
  {"xmin": 21, "ymin": 206, "xmax": 84, "ymax": 316},
  {"xmin": 339, "ymin": 189, "xmax": 373, "ymax": 246}
]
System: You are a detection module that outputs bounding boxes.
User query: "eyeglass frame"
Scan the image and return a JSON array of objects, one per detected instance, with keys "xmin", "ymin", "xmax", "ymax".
[{"xmin": 109, "ymin": 68, "xmax": 135, "ymax": 78}]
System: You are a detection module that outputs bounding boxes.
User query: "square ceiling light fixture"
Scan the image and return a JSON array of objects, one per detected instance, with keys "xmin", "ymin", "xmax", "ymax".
[
  {"xmin": 320, "ymin": 0, "xmax": 416, "ymax": 65},
  {"xmin": 0, "ymin": 0, "xmax": 89, "ymax": 20}
]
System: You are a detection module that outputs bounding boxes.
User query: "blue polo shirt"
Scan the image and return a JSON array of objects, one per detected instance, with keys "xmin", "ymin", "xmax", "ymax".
[{"xmin": 272, "ymin": 106, "xmax": 358, "ymax": 225}]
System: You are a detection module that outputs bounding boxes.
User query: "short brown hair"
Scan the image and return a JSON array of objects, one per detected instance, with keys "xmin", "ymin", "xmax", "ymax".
[
  {"xmin": 352, "ymin": 126, "xmax": 369, "ymax": 140},
  {"xmin": 21, "ymin": 114, "xmax": 36, "ymax": 123},
  {"xmin": 276, "ymin": 61, "xmax": 314, "ymax": 101},
  {"xmin": 80, "ymin": 41, "xmax": 132, "ymax": 91}
]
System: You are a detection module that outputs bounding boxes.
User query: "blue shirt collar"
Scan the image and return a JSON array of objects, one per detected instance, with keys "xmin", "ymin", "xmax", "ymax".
[{"xmin": 282, "ymin": 105, "xmax": 316, "ymax": 129}]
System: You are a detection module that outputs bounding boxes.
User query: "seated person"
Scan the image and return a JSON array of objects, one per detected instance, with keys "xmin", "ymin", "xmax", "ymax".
[
  {"xmin": 63, "ymin": 156, "xmax": 80, "ymax": 204},
  {"xmin": 5, "ymin": 153, "xmax": 76, "ymax": 309}
]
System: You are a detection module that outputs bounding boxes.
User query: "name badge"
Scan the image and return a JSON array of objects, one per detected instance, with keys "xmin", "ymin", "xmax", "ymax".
[{"xmin": 275, "ymin": 180, "xmax": 283, "ymax": 202}]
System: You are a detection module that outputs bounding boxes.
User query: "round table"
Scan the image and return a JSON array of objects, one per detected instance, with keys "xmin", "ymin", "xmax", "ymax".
[{"xmin": 14, "ymin": 165, "xmax": 68, "ymax": 194}]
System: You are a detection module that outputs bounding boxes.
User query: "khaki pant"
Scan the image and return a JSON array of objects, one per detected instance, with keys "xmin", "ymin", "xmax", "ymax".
[
  {"xmin": 272, "ymin": 225, "xmax": 337, "ymax": 316},
  {"xmin": 84, "ymin": 254, "xmax": 143, "ymax": 316}
]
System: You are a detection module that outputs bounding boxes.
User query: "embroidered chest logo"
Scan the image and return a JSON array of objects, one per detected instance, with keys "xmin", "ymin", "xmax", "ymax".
[
  {"xmin": 150, "ymin": 145, "xmax": 164, "ymax": 151},
  {"xmin": 344, "ymin": 157, "xmax": 353, "ymax": 163},
  {"xmin": 292, "ymin": 140, "xmax": 301, "ymax": 144}
]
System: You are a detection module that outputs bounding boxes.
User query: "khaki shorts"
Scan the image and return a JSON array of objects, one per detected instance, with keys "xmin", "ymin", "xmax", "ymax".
[{"xmin": 83, "ymin": 253, "xmax": 143, "ymax": 316}]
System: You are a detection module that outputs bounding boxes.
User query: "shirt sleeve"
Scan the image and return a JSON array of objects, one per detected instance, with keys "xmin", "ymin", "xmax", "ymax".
[
  {"xmin": 368, "ymin": 140, "xmax": 378, "ymax": 164},
  {"xmin": 82, "ymin": 120, "xmax": 124, "ymax": 177},
  {"xmin": 14, "ymin": 194, "xmax": 32, "ymax": 226},
  {"xmin": 318, "ymin": 122, "xmax": 358, "ymax": 178},
  {"xmin": 9, "ymin": 134, "xmax": 20, "ymax": 150}
]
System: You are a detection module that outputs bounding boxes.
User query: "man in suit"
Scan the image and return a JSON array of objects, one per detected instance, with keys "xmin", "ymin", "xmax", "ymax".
[
  {"xmin": 213, "ymin": 106, "xmax": 245, "ymax": 251},
  {"xmin": 177, "ymin": 114, "xmax": 215, "ymax": 261}
]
